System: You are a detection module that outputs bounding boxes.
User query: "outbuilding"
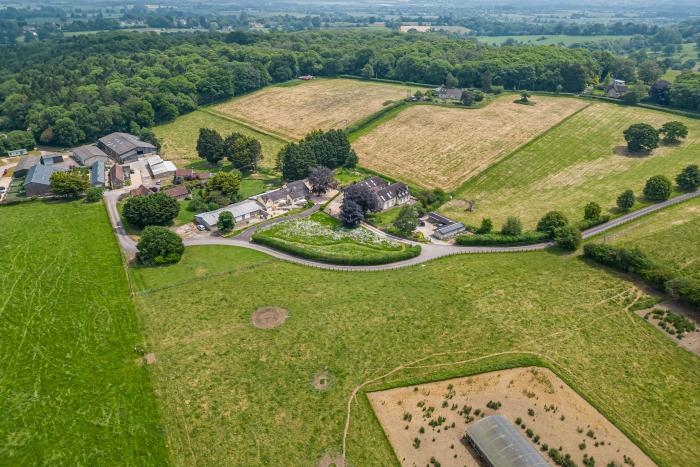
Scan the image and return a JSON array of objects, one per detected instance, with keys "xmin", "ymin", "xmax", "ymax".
[
  {"xmin": 72, "ymin": 144, "xmax": 110, "ymax": 167},
  {"xmin": 464, "ymin": 415, "xmax": 549, "ymax": 467},
  {"xmin": 97, "ymin": 132, "xmax": 156, "ymax": 163},
  {"xmin": 23, "ymin": 164, "xmax": 65, "ymax": 196},
  {"xmin": 14, "ymin": 155, "xmax": 40, "ymax": 177},
  {"xmin": 90, "ymin": 160, "xmax": 105, "ymax": 187},
  {"xmin": 194, "ymin": 199, "xmax": 266, "ymax": 230},
  {"xmin": 164, "ymin": 184, "xmax": 189, "ymax": 200},
  {"xmin": 146, "ymin": 155, "xmax": 177, "ymax": 179},
  {"xmin": 109, "ymin": 164, "xmax": 125, "ymax": 189}
]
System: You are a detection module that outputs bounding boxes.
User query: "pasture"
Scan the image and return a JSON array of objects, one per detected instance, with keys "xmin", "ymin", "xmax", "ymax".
[
  {"xmin": 214, "ymin": 78, "xmax": 414, "ymax": 139},
  {"xmin": 476, "ymin": 34, "xmax": 634, "ymax": 46},
  {"xmin": 130, "ymin": 245, "xmax": 700, "ymax": 466},
  {"xmin": 352, "ymin": 95, "xmax": 587, "ymax": 190},
  {"xmin": 0, "ymin": 201, "xmax": 167, "ymax": 465},
  {"xmin": 153, "ymin": 109, "xmax": 286, "ymax": 168},
  {"xmin": 442, "ymin": 102, "xmax": 700, "ymax": 229}
]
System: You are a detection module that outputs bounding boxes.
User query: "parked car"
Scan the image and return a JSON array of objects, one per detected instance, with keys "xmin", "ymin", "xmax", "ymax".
[{"xmin": 0, "ymin": 186, "xmax": 6, "ymax": 192}]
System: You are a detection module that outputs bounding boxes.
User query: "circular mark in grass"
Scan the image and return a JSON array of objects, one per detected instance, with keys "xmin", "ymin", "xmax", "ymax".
[
  {"xmin": 316, "ymin": 452, "xmax": 344, "ymax": 467},
  {"xmin": 312, "ymin": 370, "xmax": 332, "ymax": 391},
  {"xmin": 251, "ymin": 306, "xmax": 289, "ymax": 329}
]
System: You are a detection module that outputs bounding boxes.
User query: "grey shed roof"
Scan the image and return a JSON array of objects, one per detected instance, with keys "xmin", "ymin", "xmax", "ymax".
[
  {"xmin": 91, "ymin": 160, "xmax": 105, "ymax": 185},
  {"xmin": 72, "ymin": 144, "xmax": 109, "ymax": 165},
  {"xmin": 24, "ymin": 164, "xmax": 64, "ymax": 187},
  {"xmin": 98, "ymin": 132, "xmax": 156, "ymax": 156},
  {"xmin": 15, "ymin": 155, "xmax": 40, "ymax": 172},
  {"xmin": 466, "ymin": 415, "xmax": 549, "ymax": 467},
  {"xmin": 436, "ymin": 222, "xmax": 465, "ymax": 236},
  {"xmin": 194, "ymin": 199, "xmax": 265, "ymax": 228}
]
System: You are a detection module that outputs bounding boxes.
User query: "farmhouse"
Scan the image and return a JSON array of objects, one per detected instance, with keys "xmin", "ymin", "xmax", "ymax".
[
  {"xmin": 90, "ymin": 160, "xmax": 105, "ymax": 188},
  {"xmin": 145, "ymin": 155, "xmax": 177, "ymax": 179},
  {"xmin": 436, "ymin": 85, "xmax": 464, "ymax": 100},
  {"xmin": 71, "ymin": 144, "xmax": 110, "ymax": 167},
  {"xmin": 256, "ymin": 179, "xmax": 310, "ymax": 210},
  {"xmin": 164, "ymin": 184, "xmax": 189, "ymax": 200},
  {"xmin": 97, "ymin": 132, "xmax": 156, "ymax": 163},
  {"xmin": 109, "ymin": 164, "xmax": 125, "ymax": 189},
  {"xmin": 353, "ymin": 176, "xmax": 410, "ymax": 211},
  {"xmin": 194, "ymin": 199, "xmax": 267, "ymax": 230},
  {"xmin": 605, "ymin": 79, "xmax": 629, "ymax": 98},
  {"xmin": 14, "ymin": 155, "xmax": 40, "ymax": 177},
  {"xmin": 465, "ymin": 415, "xmax": 549, "ymax": 467},
  {"xmin": 23, "ymin": 164, "xmax": 65, "ymax": 196}
]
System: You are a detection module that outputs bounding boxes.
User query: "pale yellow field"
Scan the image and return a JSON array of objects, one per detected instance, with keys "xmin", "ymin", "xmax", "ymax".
[
  {"xmin": 214, "ymin": 79, "xmax": 413, "ymax": 139},
  {"xmin": 352, "ymin": 96, "xmax": 587, "ymax": 190}
]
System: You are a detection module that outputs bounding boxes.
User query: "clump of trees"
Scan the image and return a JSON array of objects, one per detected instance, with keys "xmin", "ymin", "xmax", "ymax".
[
  {"xmin": 49, "ymin": 171, "xmax": 89, "ymax": 198},
  {"xmin": 416, "ymin": 188, "xmax": 449, "ymax": 211},
  {"xmin": 501, "ymin": 216, "xmax": 523, "ymax": 236},
  {"xmin": 0, "ymin": 130, "xmax": 34, "ymax": 156},
  {"xmin": 196, "ymin": 128, "xmax": 262, "ymax": 170},
  {"xmin": 340, "ymin": 183, "xmax": 378, "ymax": 227},
  {"xmin": 204, "ymin": 171, "xmax": 241, "ymax": 207},
  {"xmin": 536, "ymin": 211, "xmax": 568, "ymax": 237},
  {"xmin": 391, "ymin": 205, "xmax": 420, "ymax": 236},
  {"xmin": 308, "ymin": 166, "xmax": 335, "ymax": 195},
  {"xmin": 123, "ymin": 192, "xmax": 180, "ymax": 228},
  {"xmin": 676, "ymin": 164, "xmax": 700, "ymax": 192},
  {"xmin": 658, "ymin": 121, "xmax": 688, "ymax": 144},
  {"xmin": 136, "ymin": 226, "xmax": 184, "ymax": 266},
  {"xmin": 278, "ymin": 129, "xmax": 357, "ymax": 181}
]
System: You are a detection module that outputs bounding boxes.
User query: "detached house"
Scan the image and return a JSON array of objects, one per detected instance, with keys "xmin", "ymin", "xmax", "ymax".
[
  {"xmin": 257, "ymin": 180, "xmax": 310, "ymax": 210},
  {"xmin": 605, "ymin": 79, "xmax": 628, "ymax": 98},
  {"xmin": 352, "ymin": 176, "xmax": 411, "ymax": 211},
  {"xmin": 97, "ymin": 132, "xmax": 156, "ymax": 163},
  {"xmin": 436, "ymin": 85, "xmax": 464, "ymax": 100}
]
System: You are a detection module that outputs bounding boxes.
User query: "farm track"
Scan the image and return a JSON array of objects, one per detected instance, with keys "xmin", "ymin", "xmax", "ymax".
[{"xmin": 104, "ymin": 189, "xmax": 700, "ymax": 271}]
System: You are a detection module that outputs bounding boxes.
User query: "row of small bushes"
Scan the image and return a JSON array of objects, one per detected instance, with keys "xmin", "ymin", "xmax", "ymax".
[
  {"xmin": 251, "ymin": 234, "xmax": 421, "ymax": 266},
  {"xmin": 455, "ymin": 231, "xmax": 549, "ymax": 246},
  {"xmin": 583, "ymin": 243, "xmax": 700, "ymax": 310}
]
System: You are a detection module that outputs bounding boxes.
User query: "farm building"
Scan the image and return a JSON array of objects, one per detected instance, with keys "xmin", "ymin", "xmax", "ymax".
[
  {"xmin": 130, "ymin": 185, "xmax": 151, "ymax": 197},
  {"xmin": 71, "ymin": 144, "xmax": 110, "ymax": 167},
  {"xmin": 14, "ymin": 155, "xmax": 40, "ymax": 177},
  {"xmin": 256, "ymin": 180, "xmax": 310, "ymax": 210},
  {"xmin": 605, "ymin": 79, "xmax": 628, "ymax": 98},
  {"xmin": 40, "ymin": 154, "xmax": 64, "ymax": 165},
  {"xmin": 6, "ymin": 148, "xmax": 27, "ymax": 157},
  {"xmin": 90, "ymin": 160, "xmax": 105, "ymax": 187},
  {"xmin": 23, "ymin": 164, "xmax": 66, "ymax": 196},
  {"xmin": 164, "ymin": 184, "xmax": 189, "ymax": 200},
  {"xmin": 145, "ymin": 155, "xmax": 177, "ymax": 179},
  {"xmin": 436, "ymin": 85, "xmax": 464, "ymax": 100},
  {"xmin": 353, "ymin": 176, "xmax": 410, "ymax": 211},
  {"xmin": 174, "ymin": 168, "xmax": 194, "ymax": 184},
  {"xmin": 428, "ymin": 212, "xmax": 466, "ymax": 240},
  {"xmin": 465, "ymin": 415, "xmax": 549, "ymax": 467},
  {"xmin": 109, "ymin": 164, "xmax": 125, "ymax": 189},
  {"xmin": 97, "ymin": 132, "xmax": 157, "ymax": 163},
  {"xmin": 194, "ymin": 199, "xmax": 267, "ymax": 230}
]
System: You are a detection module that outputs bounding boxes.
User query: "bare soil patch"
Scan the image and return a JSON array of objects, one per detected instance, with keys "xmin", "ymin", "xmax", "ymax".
[
  {"xmin": 215, "ymin": 79, "xmax": 412, "ymax": 139},
  {"xmin": 636, "ymin": 302, "xmax": 700, "ymax": 356},
  {"xmin": 313, "ymin": 370, "xmax": 331, "ymax": 391},
  {"xmin": 368, "ymin": 367, "xmax": 653, "ymax": 467},
  {"xmin": 251, "ymin": 306, "xmax": 289, "ymax": 329},
  {"xmin": 316, "ymin": 452, "xmax": 345, "ymax": 467},
  {"xmin": 353, "ymin": 95, "xmax": 586, "ymax": 190}
]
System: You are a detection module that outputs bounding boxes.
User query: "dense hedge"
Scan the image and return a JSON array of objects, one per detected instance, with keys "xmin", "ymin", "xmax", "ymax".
[
  {"xmin": 576, "ymin": 215, "xmax": 611, "ymax": 231},
  {"xmin": 455, "ymin": 231, "xmax": 549, "ymax": 246},
  {"xmin": 252, "ymin": 234, "xmax": 421, "ymax": 266},
  {"xmin": 583, "ymin": 243, "xmax": 700, "ymax": 309}
]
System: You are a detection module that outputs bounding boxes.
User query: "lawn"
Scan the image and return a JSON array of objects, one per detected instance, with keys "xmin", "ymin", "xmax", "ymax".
[
  {"xmin": 153, "ymin": 109, "xmax": 286, "ymax": 168},
  {"xmin": 352, "ymin": 95, "xmax": 587, "ymax": 190},
  {"xmin": 251, "ymin": 212, "xmax": 420, "ymax": 265},
  {"xmin": 130, "ymin": 245, "xmax": 700, "ymax": 466},
  {"xmin": 594, "ymin": 195, "xmax": 700, "ymax": 280},
  {"xmin": 441, "ymin": 102, "xmax": 700, "ymax": 229},
  {"xmin": 0, "ymin": 201, "xmax": 167, "ymax": 465},
  {"xmin": 214, "ymin": 78, "xmax": 415, "ymax": 140}
]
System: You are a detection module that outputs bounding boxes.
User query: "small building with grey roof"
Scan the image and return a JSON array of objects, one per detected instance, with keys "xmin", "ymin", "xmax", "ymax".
[
  {"xmin": 194, "ymin": 199, "xmax": 267, "ymax": 230},
  {"xmin": 72, "ymin": 144, "xmax": 110, "ymax": 167},
  {"xmin": 14, "ymin": 155, "xmax": 40, "ymax": 177},
  {"xmin": 97, "ymin": 132, "xmax": 156, "ymax": 163},
  {"xmin": 23, "ymin": 164, "xmax": 66, "ymax": 196},
  {"xmin": 464, "ymin": 415, "xmax": 549, "ymax": 467},
  {"xmin": 90, "ymin": 160, "xmax": 105, "ymax": 187}
]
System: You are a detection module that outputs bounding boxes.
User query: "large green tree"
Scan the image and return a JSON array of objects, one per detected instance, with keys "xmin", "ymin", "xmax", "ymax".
[
  {"xmin": 136, "ymin": 226, "xmax": 184, "ymax": 266},
  {"xmin": 224, "ymin": 132, "xmax": 262, "ymax": 172},
  {"xmin": 623, "ymin": 123, "xmax": 659, "ymax": 152},
  {"xmin": 278, "ymin": 130, "xmax": 358, "ymax": 181},
  {"xmin": 122, "ymin": 192, "xmax": 180, "ymax": 228},
  {"xmin": 659, "ymin": 121, "xmax": 688, "ymax": 144},
  {"xmin": 205, "ymin": 171, "xmax": 241, "ymax": 205},
  {"xmin": 49, "ymin": 171, "xmax": 89, "ymax": 198},
  {"xmin": 676, "ymin": 165, "xmax": 700, "ymax": 192},
  {"xmin": 643, "ymin": 175, "xmax": 672, "ymax": 202},
  {"xmin": 196, "ymin": 128, "xmax": 225, "ymax": 165}
]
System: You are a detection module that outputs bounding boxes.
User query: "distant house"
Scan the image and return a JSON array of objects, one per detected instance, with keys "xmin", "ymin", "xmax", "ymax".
[
  {"xmin": 256, "ymin": 179, "xmax": 310, "ymax": 210},
  {"xmin": 299, "ymin": 75, "xmax": 315, "ymax": 80},
  {"xmin": 352, "ymin": 176, "xmax": 410, "ymax": 211},
  {"xmin": 109, "ymin": 164, "xmax": 125, "ymax": 189},
  {"xmin": 23, "ymin": 164, "xmax": 65, "ymax": 196},
  {"xmin": 436, "ymin": 85, "xmax": 464, "ymax": 100},
  {"xmin": 605, "ymin": 79, "xmax": 628, "ymax": 98},
  {"xmin": 7, "ymin": 148, "xmax": 27, "ymax": 157},
  {"xmin": 145, "ymin": 155, "xmax": 177, "ymax": 179},
  {"xmin": 14, "ymin": 155, "xmax": 40, "ymax": 177},
  {"xmin": 90, "ymin": 160, "xmax": 105, "ymax": 188},
  {"xmin": 40, "ymin": 154, "xmax": 64, "ymax": 165},
  {"xmin": 130, "ymin": 185, "xmax": 151, "ymax": 197},
  {"xmin": 71, "ymin": 144, "xmax": 110, "ymax": 167},
  {"xmin": 164, "ymin": 184, "xmax": 189, "ymax": 200},
  {"xmin": 194, "ymin": 199, "xmax": 267, "ymax": 230},
  {"xmin": 97, "ymin": 132, "xmax": 156, "ymax": 163}
]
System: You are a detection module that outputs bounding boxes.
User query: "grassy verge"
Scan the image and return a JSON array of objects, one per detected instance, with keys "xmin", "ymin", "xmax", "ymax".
[
  {"xmin": 0, "ymin": 200, "xmax": 167, "ymax": 465},
  {"xmin": 251, "ymin": 212, "xmax": 421, "ymax": 265}
]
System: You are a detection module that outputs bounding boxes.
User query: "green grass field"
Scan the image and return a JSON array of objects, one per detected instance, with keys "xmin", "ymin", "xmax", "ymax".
[
  {"xmin": 252, "ymin": 212, "xmax": 420, "ymax": 265},
  {"xmin": 441, "ymin": 102, "xmax": 700, "ymax": 229},
  {"xmin": 130, "ymin": 245, "xmax": 700, "ymax": 466},
  {"xmin": 153, "ymin": 109, "xmax": 286, "ymax": 168},
  {"xmin": 595, "ymin": 195, "xmax": 700, "ymax": 280},
  {"xmin": 0, "ymin": 201, "xmax": 167, "ymax": 465},
  {"xmin": 475, "ymin": 34, "xmax": 633, "ymax": 46}
]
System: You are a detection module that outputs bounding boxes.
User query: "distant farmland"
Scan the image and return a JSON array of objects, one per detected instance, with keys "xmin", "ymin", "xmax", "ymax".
[
  {"xmin": 214, "ymin": 78, "xmax": 414, "ymax": 139},
  {"xmin": 352, "ymin": 95, "xmax": 586, "ymax": 190}
]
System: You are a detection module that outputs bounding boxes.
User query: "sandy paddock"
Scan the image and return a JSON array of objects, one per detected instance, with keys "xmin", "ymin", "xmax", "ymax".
[
  {"xmin": 353, "ymin": 96, "xmax": 587, "ymax": 190},
  {"xmin": 368, "ymin": 367, "xmax": 654, "ymax": 467}
]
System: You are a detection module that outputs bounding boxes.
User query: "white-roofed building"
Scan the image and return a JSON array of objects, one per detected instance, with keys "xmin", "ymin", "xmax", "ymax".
[
  {"xmin": 146, "ymin": 155, "xmax": 177, "ymax": 179},
  {"xmin": 194, "ymin": 199, "xmax": 267, "ymax": 230}
]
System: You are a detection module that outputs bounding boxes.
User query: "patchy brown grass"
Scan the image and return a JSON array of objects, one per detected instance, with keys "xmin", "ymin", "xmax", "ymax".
[
  {"xmin": 215, "ymin": 78, "xmax": 413, "ymax": 139},
  {"xmin": 352, "ymin": 95, "xmax": 587, "ymax": 190}
]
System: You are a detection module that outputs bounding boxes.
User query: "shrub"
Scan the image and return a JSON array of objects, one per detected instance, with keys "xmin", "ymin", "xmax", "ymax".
[
  {"xmin": 455, "ymin": 231, "xmax": 548, "ymax": 246},
  {"xmin": 659, "ymin": 121, "xmax": 688, "ymax": 144},
  {"xmin": 84, "ymin": 186, "xmax": 103, "ymax": 202},
  {"xmin": 392, "ymin": 205, "xmax": 419, "ymax": 235},
  {"xmin": 676, "ymin": 164, "xmax": 700, "ymax": 192},
  {"xmin": 217, "ymin": 211, "xmax": 235, "ymax": 232},
  {"xmin": 339, "ymin": 198, "xmax": 365, "ymax": 227},
  {"xmin": 123, "ymin": 192, "xmax": 180, "ymax": 228},
  {"xmin": 501, "ymin": 216, "xmax": 523, "ymax": 236},
  {"xmin": 616, "ymin": 189, "xmax": 635, "ymax": 211},
  {"xmin": 537, "ymin": 211, "xmax": 569, "ymax": 236},
  {"xmin": 577, "ymin": 215, "xmax": 611, "ymax": 231},
  {"xmin": 136, "ymin": 226, "xmax": 184, "ymax": 266},
  {"xmin": 554, "ymin": 225, "xmax": 581, "ymax": 251},
  {"xmin": 477, "ymin": 218, "xmax": 493, "ymax": 234},
  {"xmin": 583, "ymin": 202, "xmax": 602, "ymax": 221},
  {"xmin": 643, "ymin": 175, "xmax": 672, "ymax": 201}
]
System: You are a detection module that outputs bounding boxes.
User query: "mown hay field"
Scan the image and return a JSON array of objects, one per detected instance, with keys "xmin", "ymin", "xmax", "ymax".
[
  {"xmin": 0, "ymin": 201, "xmax": 167, "ymax": 465},
  {"xmin": 442, "ymin": 103, "xmax": 700, "ymax": 229},
  {"xmin": 130, "ymin": 245, "xmax": 700, "ymax": 466},
  {"xmin": 153, "ymin": 109, "xmax": 286, "ymax": 168},
  {"xmin": 214, "ymin": 78, "xmax": 414, "ymax": 139},
  {"xmin": 352, "ymin": 95, "xmax": 587, "ymax": 190}
]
